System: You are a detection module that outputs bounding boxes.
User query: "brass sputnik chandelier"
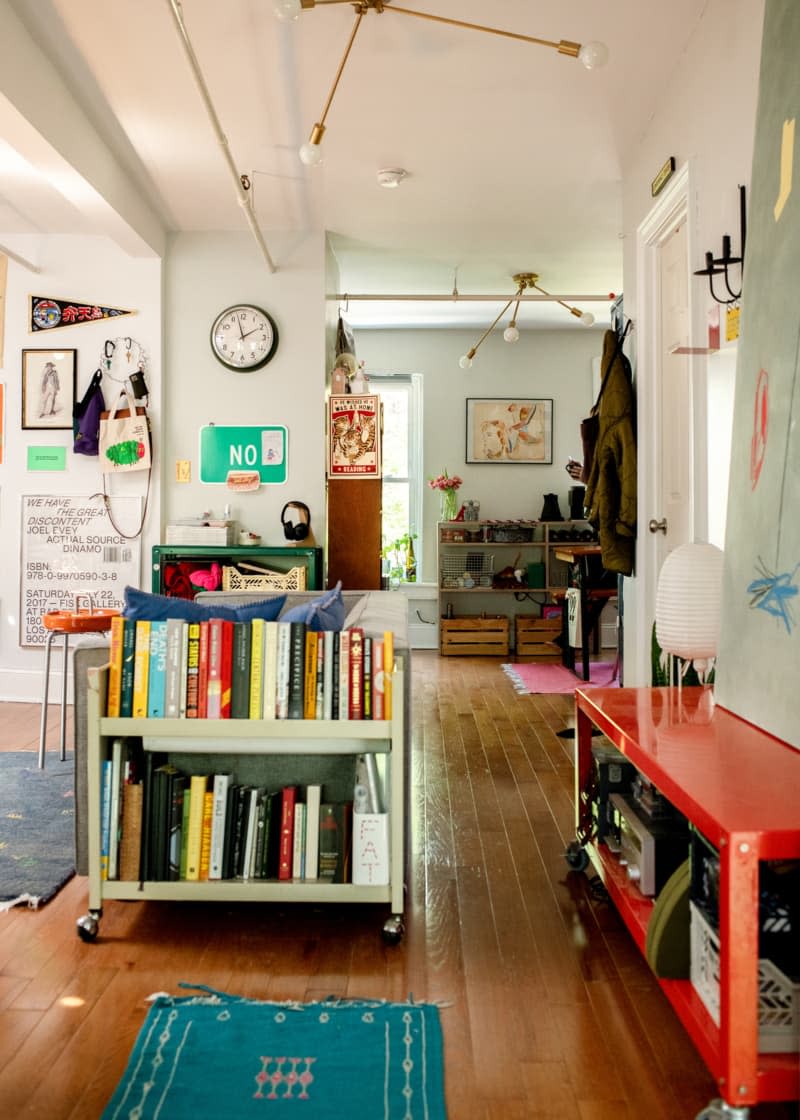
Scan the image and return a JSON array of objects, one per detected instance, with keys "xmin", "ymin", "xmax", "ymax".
[
  {"xmin": 273, "ymin": 0, "xmax": 609, "ymax": 167},
  {"xmin": 458, "ymin": 272, "xmax": 595, "ymax": 368}
]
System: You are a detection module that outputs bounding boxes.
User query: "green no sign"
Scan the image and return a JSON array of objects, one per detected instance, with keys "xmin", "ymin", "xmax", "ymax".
[{"xmin": 199, "ymin": 424, "xmax": 287, "ymax": 484}]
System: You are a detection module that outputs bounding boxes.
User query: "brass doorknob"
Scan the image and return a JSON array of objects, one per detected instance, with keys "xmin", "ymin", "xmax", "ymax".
[{"xmin": 648, "ymin": 518, "xmax": 667, "ymax": 534}]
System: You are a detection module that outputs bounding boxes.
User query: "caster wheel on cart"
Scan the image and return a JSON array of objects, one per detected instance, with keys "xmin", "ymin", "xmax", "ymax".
[
  {"xmin": 564, "ymin": 841, "xmax": 590, "ymax": 872},
  {"xmin": 382, "ymin": 915, "xmax": 405, "ymax": 945},
  {"xmin": 77, "ymin": 913, "xmax": 100, "ymax": 942},
  {"xmin": 695, "ymin": 1100, "xmax": 750, "ymax": 1120}
]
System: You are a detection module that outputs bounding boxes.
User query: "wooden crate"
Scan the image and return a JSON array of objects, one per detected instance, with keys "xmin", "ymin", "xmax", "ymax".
[
  {"xmin": 515, "ymin": 616, "xmax": 562, "ymax": 660},
  {"xmin": 440, "ymin": 615, "xmax": 509, "ymax": 657}
]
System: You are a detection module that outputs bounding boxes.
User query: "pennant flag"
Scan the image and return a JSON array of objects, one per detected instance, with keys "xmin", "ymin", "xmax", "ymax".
[{"xmin": 29, "ymin": 296, "xmax": 135, "ymax": 333}]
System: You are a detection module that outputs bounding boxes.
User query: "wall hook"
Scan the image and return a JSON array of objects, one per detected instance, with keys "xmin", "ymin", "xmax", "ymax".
[{"xmin": 693, "ymin": 185, "xmax": 746, "ymax": 304}]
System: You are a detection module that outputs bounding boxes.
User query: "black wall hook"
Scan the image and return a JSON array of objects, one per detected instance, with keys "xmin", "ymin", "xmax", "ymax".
[{"xmin": 693, "ymin": 184, "xmax": 747, "ymax": 304}]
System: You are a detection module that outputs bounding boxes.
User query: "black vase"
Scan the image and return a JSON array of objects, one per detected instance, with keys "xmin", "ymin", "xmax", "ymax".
[{"xmin": 540, "ymin": 493, "xmax": 563, "ymax": 521}]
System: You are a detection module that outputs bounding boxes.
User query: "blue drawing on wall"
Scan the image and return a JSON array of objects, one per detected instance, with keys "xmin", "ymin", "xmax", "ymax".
[{"xmin": 747, "ymin": 558, "xmax": 799, "ymax": 633}]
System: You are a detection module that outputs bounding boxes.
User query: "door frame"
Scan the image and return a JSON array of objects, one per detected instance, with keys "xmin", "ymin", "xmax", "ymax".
[{"xmin": 632, "ymin": 161, "xmax": 706, "ymax": 685}]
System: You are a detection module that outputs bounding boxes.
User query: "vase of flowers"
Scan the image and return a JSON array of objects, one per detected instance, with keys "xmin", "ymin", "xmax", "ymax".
[{"xmin": 428, "ymin": 469, "xmax": 463, "ymax": 522}]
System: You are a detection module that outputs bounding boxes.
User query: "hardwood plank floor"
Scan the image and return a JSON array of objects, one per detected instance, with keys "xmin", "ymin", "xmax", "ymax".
[{"xmin": 0, "ymin": 658, "xmax": 797, "ymax": 1119}]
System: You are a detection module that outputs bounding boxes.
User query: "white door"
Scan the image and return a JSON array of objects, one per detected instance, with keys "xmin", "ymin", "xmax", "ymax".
[{"xmin": 632, "ymin": 165, "xmax": 696, "ymax": 684}]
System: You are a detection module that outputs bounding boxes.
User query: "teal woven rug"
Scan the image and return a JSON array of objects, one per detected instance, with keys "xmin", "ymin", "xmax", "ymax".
[{"xmin": 103, "ymin": 987, "xmax": 446, "ymax": 1119}]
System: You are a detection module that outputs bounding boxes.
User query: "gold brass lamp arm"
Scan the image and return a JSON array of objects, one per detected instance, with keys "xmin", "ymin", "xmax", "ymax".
[
  {"xmin": 463, "ymin": 295, "xmax": 517, "ymax": 361},
  {"xmin": 310, "ymin": 6, "xmax": 366, "ymax": 144},
  {"xmin": 531, "ymin": 279, "xmax": 589, "ymax": 320},
  {"xmin": 383, "ymin": 5, "xmax": 580, "ymax": 56}
]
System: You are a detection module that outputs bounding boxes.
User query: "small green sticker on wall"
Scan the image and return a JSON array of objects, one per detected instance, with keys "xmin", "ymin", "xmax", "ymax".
[{"xmin": 28, "ymin": 446, "xmax": 67, "ymax": 471}]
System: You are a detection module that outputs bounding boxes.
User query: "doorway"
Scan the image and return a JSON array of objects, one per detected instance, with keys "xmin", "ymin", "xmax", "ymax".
[{"xmin": 632, "ymin": 163, "xmax": 701, "ymax": 684}]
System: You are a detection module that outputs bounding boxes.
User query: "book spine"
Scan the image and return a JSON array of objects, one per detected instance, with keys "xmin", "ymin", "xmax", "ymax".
[
  {"xmin": 263, "ymin": 622, "xmax": 279, "ymax": 720},
  {"xmin": 331, "ymin": 632, "xmax": 340, "ymax": 719},
  {"xmin": 349, "ymin": 627, "xmax": 364, "ymax": 720},
  {"xmin": 249, "ymin": 618, "xmax": 265, "ymax": 719},
  {"xmin": 338, "ymin": 630, "xmax": 350, "ymax": 720},
  {"xmin": 132, "ymin": 621, "xmax": 151, "ymax": 719},
  {"xmin": 179, "ymin": 784, "xmax": 192, "ymax": 880},
  {"xmin": 164, "ymin": 619, "xmax": 185, "ymax": 719},
  {"xmin": 219, "ymin": 620, "xmax": 233, "ymax": 719},
  {"xmin": 363, "ymin": 636, "xmax": 372, "ymax": 720},
  {"xmin": 108, "ymin": 737, "xmax": 124, "ymax": 878},
  {"xmin": 221, "ymin": 782, "xmax": 240, "ymax": 880},
  {"xmin": 261, "ymin": 790, "xmax": 281, "ymax": 879},
  {"xmin": 206, "ymin": 618, "xmax": 223, "ymax": 719},
  {"xmin": 118, "ymin": 781, "xmax": 143, "ymax": 881},
  {"xmin": 185, "ymin": 622, "xmax": 201, "ymax": 718},
  {"xmin": 167, "ymin": 772, "xmax": 187, "ymax": 881},
  {"xmin": 231, "ymin": 622, "xmax": 251, "ymax": 719},
  {"xmin": 318, "ymin": 802, "xmax": 352, "ymax": 883},
  {"xmin": 315, "ymin": 633, "xmax": 325, "ymax": 719},
  {"xmin": 303, "ymin": 631, "xmax": 318, "ymax": 720},
  {"xmin": 146, "ymin": 621, "xmax": 168, "ymax": 719},
  {"xmin": 322, "ymin": 630, "xmax": 334, "ymax": 721},
  {"xmin": 278, "ymin": 785, "xmax": 297, "ymax": 880},
  {"xmin": 198, "ymin": 790, "xmax": 215, "ymax": 880},
  {"xmin": 185, "ymin": 775, "xmax": 208, "ymax": 881},
  {"xmin": 304, "ymin": 784, "xmax": 321, "ymax": 880},
  {"xmin": 287, "ymin": 622, "xmax": 306, "ymax": 719},
  {"xmin": 208, "ymin": 772, "xmax": 232, "ymax": 880},
  {"xmin": 100, "ymin": 758, "xmax": 112, "ymax": 880},
  {"xmin": 292, "ymin": 802, "xmax": 306, "ymax": 879},
  {"xmin": 197, "ymin": 621, "xmax": 210, "ymax": 719},
  {"xmin": 241, "ymin": 787, "xmax": 260, "ymax": 881},
  {"xmin": 372, "ymin": 638, "xmax": 385, "ymax": 720},
  {"xmin": 275, "ymin": 622, "xmax": 291, "ymax": 719},
  {"xmin": 384, "ymin": 631, "xmax": 394, "ymax": 720},
  {"xmin": 107, "ymin": 615, "xmax": 125, "ymax": 718},
  {"xmin": 119, "ymin": 619, "xmax": 136, "ymax": 718},
  {"xmin": 178, "ymin": 620, "xmax": 190, "ymax": 718}
]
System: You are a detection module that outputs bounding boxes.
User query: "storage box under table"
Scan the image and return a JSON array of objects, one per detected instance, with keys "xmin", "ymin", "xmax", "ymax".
[
  {"xmin": 515, "ymin": 616, "xmax": 562, "ymax": 659},
  {"xmin": 440, "ymin": 615, "xmax": 509, "ymax": 656}
]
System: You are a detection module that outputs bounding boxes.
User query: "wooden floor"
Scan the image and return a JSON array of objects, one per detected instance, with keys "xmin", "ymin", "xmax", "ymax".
[{"xmin": 0, "ymin": 653, "xmax": 797, "ymax": 1119}]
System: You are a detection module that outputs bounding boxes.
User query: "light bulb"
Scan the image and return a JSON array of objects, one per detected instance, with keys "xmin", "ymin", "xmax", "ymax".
[
  {"xmin": 580, "ymin": 311, "xmax": 596, "ymax": 326},
  {"xmin": 273, "ymin": 0, "xmax": 301, "ymax": 20},
  {"xmin": 458, "ymin": 354, "xmax": 473, "ymax": 369},
  {"xmin": 578, "ymin": 41, "xmax": 609, "ymax": 70},
  {"xmin": 503, "ymin": 325, "xmax": 520, "ymax": 343},
  {"xmin": 299, "ymin": 141, "xmax": 323, "ymax": 166}
]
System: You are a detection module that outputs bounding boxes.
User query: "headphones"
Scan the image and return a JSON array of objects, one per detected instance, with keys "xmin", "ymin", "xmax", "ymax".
[{"xmin": 281, "ymin": 501, "xmax": 311, "ymax": 541}]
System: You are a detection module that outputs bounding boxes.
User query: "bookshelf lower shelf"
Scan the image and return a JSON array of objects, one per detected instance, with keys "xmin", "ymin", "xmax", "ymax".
[{"xmin": 100, "ymin": 880, "xmax": 392, "ymax": 904}]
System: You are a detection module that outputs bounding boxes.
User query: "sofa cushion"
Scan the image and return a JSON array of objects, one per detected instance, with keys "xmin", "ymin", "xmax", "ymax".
[
  {"xmin": 280, "ymin": 581, "xmax": 346, "ymax": 631},
  {"xmin": 343, "ymin": 590, "xmax": 409, "ymax": 646},
  {"xmin": 122, "ymin": 585, "xmax": 286, "ymax": 623}
]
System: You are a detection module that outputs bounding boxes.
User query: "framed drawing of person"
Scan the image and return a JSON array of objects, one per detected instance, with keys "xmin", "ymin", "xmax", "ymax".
[{"xmin": 21, "ymin": 349, "xmax": 77, "ymax": 430}]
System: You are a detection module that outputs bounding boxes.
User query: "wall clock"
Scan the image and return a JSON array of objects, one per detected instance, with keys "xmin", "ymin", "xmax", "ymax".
[{"xmin": 210, "ymin": 304, "xmax": 279, "ymax": 371}]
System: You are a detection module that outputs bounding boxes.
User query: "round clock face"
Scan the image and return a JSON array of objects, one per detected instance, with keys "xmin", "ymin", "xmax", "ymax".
[{"xmin": 210, "ymin": 304, "xmax": 279, "ymax": 371}]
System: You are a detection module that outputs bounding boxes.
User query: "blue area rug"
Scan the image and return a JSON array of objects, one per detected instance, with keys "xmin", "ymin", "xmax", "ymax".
[
  {"xmin": 0, "ymin": 752, "xmax": 75, "ymax": 909},
  {"xmin": 103, "ymin": 987, "xmax": 446, "ymax": 1119}
]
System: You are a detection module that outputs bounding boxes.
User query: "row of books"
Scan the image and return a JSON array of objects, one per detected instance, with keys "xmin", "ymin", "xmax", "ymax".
[
  {"xmin": 106, "ymin": 616, "xmax": 395, "ymax": 722},
  {"xmin": 101, "ymin": 739, "xmax": 361, "ymax": 885}
]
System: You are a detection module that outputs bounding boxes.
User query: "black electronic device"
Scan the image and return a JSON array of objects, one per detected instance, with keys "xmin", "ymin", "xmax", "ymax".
[{"xmin": 281, "ymin": 501, "xmax": 310, "ymax": 541}]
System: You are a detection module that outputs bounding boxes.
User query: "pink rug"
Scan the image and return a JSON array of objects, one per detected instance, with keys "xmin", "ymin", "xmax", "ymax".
[{"xmin": 502, "ymin": 660, "xmax": 619, "ymax": 694}]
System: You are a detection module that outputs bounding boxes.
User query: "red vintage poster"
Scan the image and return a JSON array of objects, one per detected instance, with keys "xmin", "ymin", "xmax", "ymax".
[{"xmin": 327, "ymin": 394, "xmax": 381, "ymax": 477}]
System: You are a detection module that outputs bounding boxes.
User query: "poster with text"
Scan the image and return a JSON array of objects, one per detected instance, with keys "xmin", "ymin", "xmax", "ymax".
[
  {"xmin": 20, "ymin": 495, "xmax": 141, "ymax": 647},
  {"xmin": 328, "ymin": 394, "xmax": 382, "ymax": 477}
]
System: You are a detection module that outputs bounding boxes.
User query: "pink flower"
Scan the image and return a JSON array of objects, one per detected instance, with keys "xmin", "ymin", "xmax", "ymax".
[{"xmin": 427, "ymin": 469, "xmax": 462, "ymax": 491}]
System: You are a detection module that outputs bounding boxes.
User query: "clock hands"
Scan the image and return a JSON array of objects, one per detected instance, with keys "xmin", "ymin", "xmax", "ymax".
[{"xmin": 241, "ymin": 324, "xmax": 266, "ymax": 339}]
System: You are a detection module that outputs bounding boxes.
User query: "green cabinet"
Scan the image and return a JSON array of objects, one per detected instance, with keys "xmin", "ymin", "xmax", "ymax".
[{"xmin": 151, "ymin": 545, "xmax": 323, "ymax": 598}]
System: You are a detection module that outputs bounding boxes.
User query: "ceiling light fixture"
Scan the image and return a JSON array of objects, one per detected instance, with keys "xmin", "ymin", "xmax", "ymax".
[
  {"xmin": 458, "ymin": 272, "xmax": 595, "ymax": 368},
  {"xmin": 280, "ymin": 0, "xmax": 608, "ymax": 167},
  {"xmin": 376, "ymin": 167, "xmax": 408, "ymax": 188}
]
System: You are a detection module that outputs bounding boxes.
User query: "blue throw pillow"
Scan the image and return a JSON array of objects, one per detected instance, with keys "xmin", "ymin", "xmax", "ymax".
[
  {"xmin": 280, "ymin": 582, "xmax": 345, "ymax": 632},
  {"xmin": 122, "ymin": 586, "xmax": 286, "ymax": 623}
]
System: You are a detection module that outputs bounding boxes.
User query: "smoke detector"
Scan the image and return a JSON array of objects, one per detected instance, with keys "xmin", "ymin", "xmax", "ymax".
[{"xmin": 376, "ymin": 167, "xmax": 408, "ymax": 189}]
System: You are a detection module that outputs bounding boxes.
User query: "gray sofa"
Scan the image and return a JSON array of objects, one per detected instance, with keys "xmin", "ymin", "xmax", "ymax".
[{"xmin": 73, "ymin": 588, "xmax": 410, "ymax": 876}]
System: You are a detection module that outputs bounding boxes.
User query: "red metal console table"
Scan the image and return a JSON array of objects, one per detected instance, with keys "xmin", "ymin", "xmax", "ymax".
[{"xmin": 574, "ymin": 685, "xmax": 799, "ymax": 1116}]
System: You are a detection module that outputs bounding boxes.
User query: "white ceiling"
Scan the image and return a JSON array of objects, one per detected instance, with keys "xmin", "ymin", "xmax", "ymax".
[{"xmin": 0, "ymin": 0, "xmax": 706, "ymax": 330}]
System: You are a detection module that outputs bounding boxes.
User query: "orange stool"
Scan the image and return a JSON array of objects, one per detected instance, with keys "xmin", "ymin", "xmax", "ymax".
[{"xmin": 39, "ymin": 593, "xmax": 120, "ymax": 769}]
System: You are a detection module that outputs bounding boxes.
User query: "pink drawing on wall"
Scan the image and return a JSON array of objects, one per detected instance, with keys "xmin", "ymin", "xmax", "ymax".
[{"xmin": 750, "ymin": 367, "xmax": 768, "ymax": 489}]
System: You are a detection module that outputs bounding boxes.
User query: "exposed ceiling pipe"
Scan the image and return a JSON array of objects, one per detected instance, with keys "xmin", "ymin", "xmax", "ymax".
[
  {"xmin": 332, "ymin": 292, "xmax": 610, "ymax": 302},
  {"xmin": 0, "ymin": 243, "xmax": 40, "ymax": 273},
  {"xmin": 166, "ymin": 0, "xmax": 276, "ymax": 273}
]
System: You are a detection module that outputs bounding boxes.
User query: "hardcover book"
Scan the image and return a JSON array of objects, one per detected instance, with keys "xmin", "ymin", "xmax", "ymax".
[
  {"xmin": 349, "ymin": 627, "xmax": 364, "ymax": 720},
  {"xmin": 164, "ymin": 618, "xmax": 186, "ymax": 719},
  {"xmin": 318, "ymin": 801, "xmax": 353, "ymax": 883},
  {"xmin": 184, "ymin": 774, "xmax": 209, "ymax": 881},
  {"xmin": 147, "ymin": 620, "xmax": 168, "ymax": 719},
  {"xmin": 304, "ymin": 784, "xmax": 322, "ymax": 880},
  {"xmin": 231, "ymin": 621, "xmax": 252, "ymax": 719},
  {"xmin": 131, "ymin": 620, "xmax": 151, "ymax": 719},
  {"xmin": 248, "ymin": 618, "xmax": 265, "ymax": 719},
  {"xmin": 287, "ymin": 622, "xmax": 306, "ymax": 719},
  {"xmin": 278, "ymin": 785, "xmax": 298, "ymax": 879},
  {"xmin": 303, "ymin": 630, "xmax": 318, "ymax": 720},
  {"xmin": 185, "ymin": 622, "xmax": 201, "ymax": 718},
  {"xmin": 107, "ymin": 615, "xmax": 125, "ymax": 718},
  {"xmin": 263, "ymin": 621, "xmax": 279, "ymax": 720},
  {"xmin": 208, "ymin": 772, "xmax": 233, "ymax": 880},
  {"xmin": 197, "ymin": 620, "xmax": 210, "ymax": 719},
  {"xmin": 219, "ymin": 619, "xmax": 234, "ymax": 719},
  {"xmin": 119, "ymin": 619, "xmax": 137, "ymax": 718},
  {"xmin": 206, "ymin": 618, "xmax": 224, "ymax": 719}
]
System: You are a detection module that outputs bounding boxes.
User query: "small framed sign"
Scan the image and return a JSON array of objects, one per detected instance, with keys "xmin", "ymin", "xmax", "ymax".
[{"xmin": 651, "ymin": 156, "xmax": 676, "ymax": 197}]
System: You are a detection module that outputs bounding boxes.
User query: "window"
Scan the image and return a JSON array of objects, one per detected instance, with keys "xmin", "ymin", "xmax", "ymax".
[{"xmin": 368, "ymin": 373, "xmax": 423, "ymax": 580}]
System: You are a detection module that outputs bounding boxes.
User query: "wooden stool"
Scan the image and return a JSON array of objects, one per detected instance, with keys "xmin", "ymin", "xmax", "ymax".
[{"xmin": 39, "ymin": 593, "xmax": 119, "ymax": 769}]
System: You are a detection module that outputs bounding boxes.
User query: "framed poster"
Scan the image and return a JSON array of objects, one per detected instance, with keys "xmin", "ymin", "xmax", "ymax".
[
  {"xmin": 20, "ymin": 494, "xmax": 141, "ymax": 647},
  {"xmin": 466, "ymin": 398, "xmax": 553, "ymax": 464},
  {"xmin": 21, "ymin": 349, "xmax": 76, "ymax": 430},
  {"xmin": 328, "ymin": 394, "xmax": 382, "ymax": 477}
]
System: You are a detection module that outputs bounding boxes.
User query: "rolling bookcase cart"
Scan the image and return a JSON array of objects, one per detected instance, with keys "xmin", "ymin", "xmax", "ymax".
[
  {"xmin": 77, "ymin": 662, "xmax": 406, "ymax": 944},
  {"xmin": 566, "ymin": 685, "xmax": 800, "ymax": 1120}
]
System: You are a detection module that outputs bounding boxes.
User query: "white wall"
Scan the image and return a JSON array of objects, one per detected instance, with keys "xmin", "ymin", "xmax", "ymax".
[
  {"xmin": 0, "ymin": 236, "xmax": 162, "ymax": 701},
  {"xmin": 164, "ymin": 231, "xmax": 328, "ymax": 551},
  {"xmin": 620, "ymin": 0, "xmax": 764, "ymax": 681},
  {"xmin": 354, "ymin": 326, "xmax": 604, "ymax": 582}
]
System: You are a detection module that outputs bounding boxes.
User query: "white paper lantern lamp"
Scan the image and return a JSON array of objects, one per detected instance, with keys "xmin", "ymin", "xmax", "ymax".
[{"xmin": 655, "ymin": 542, "xmax": 724, "ymax": 685}]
